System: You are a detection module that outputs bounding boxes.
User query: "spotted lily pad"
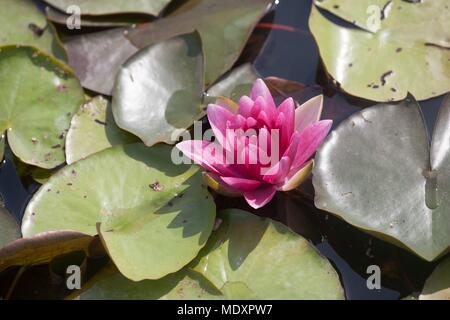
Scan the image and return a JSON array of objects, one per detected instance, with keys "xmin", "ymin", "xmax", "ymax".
[
  {"xmin": 44, "ymin": 0, "xmax": 171, "ymax": 16},
  {"xmin": 0, "ymin": 46, "xmax": 85, "ymax": 169},
  {"xmin": 309, "ymin": 1, "xmax": 450, "ymax": 101},
  {"xmin": 66, "ymin": 96, "xmax": 137, "ymax": 165},
  {"xmin": 1, "ymin": 0, "xmax": 66, "ymax": 60},
  {"xmin": 0, "ymin": 207, "xmax": 20, "ymax": 247},
  {"xmin": 313, "ymin": 94, "xmax": 450, "ymax": 261},
  {"xmin": 77, "ymin": 264, "xmax": 222, "ymax": 300},
  {"xmin": 419, "ymin": 257, "xmax": 450, "ymax": 300},
  {"xmin": 113, "ymin": 32, "xmax": 258, "ymax": 147},
  {"xmin": 127, "ymin": 0, "xmax": 272, "ymax": 87},
  {"xmin": 22, "ymin": 144, "xmax": 216, "ymax": 280},
  {"xmin": 190, "ymin": 209, "xmax": 345, "ymax": 299},
  {"xmin": 0, "ymin": 231, "xmax": 92, "ymax": 272}
]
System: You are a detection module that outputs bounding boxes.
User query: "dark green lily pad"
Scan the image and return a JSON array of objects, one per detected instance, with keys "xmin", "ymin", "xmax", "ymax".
[
  {"xmin": 0, "ymin": 46, "xmax": 85, "ymax": 169},
  {"xmin": 65, "ymin": 96, "xmax": 137, "ymax": 164},
  {"xmin": 0, "ymin": 207, "xmax": 20, "ymax": 247},
  {"xmin": 112, "ymin": 33, "xmax": 204, "ymax": 147},
  {"xmin": 309, "ymin": 1, "xmax": 450, "ymax": 101},
  {"xmin": 0, "ymin": 231, "xmax": 92, "ymax": 272},
  {"xmin": 127, "ymin": 0, "xmax": 272, "ymax": 86},
  {"xmin": 419, "ymin": 257, "xmax": 450, "ymax": 300},
  {"xmin": 313, "ymin": 94, "xmax": 450, "ymax": 261},
  {"xmin": 1, "ymin": 0, "xmax": 66, "ymax": 60},
  {"xmin": 190, "ymin": 209, "xmax": 345, "ymax": 299},
  {"xmin": 22, "ymin": 144, "xmax": 216, "ymax": 280},
  {"xmin": 43, "ymin": 0, "xmax": 171, "ymax": 16}
]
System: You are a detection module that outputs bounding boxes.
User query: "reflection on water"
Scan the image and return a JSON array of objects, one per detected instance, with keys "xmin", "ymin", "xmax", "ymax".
[{"xmin": 0, "ymin": 0, "xmax": 446, "ymax": 300}]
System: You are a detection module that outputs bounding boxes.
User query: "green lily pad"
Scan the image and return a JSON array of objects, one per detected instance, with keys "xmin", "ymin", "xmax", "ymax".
[
  {"xmin": 66, "ymin": 96, "xmax": 137, "ymax": 165},
  {"xmin": 419, "ymin": 257, "xmax": 450, "ymax": 300},
  {"xmin": 44, "ymin": 0, "xmax": 171, "ymax": 16},
  {"xmin": 113, "ymin": 33, "xmax": 204, "ymax": 147},
  {"xmin": 78, "ymin": 264, "xmax": 222, "ymax": 300},
  {"xmin": 0, "ymin": 207, "xmax": 20, "ymax": 247},
  {"xmin": 314, "ymin": 0, "xmax": 389, "ymax": 32},
  {"xmin": 22, "ymin": 143, "xmax": 216, "ymax": 280},
  {"xmin": 0, "ymin": 46, "xmax": 85, "ymax": 169},
  {"xmin": 0, "ymin": 230, "xmax": 92, "ymax": 272},
  {"xmin": 309, "ymin": 2, "xmax": 450, "ymax": 101},
  {"xmin": 45, "ymin": 6, "xmax": 152, "ymax": 28},
  {"xmin": 313, "ymin": 94, "xmax": 450, "ymax": 261},
  {"xmin": 127, "ymin": 0, "xmax": 272, "ymax": 86},
  {"xmin": 190, "ymin": 209, "xmax": 345, "ymax": 299},
  {"xmin": 1, "ymin": 0, "xmax": 66, "ymax": 60},
  {"xmin": 65, "ymin": 28, "xmax": 138, "ymax": 95}
]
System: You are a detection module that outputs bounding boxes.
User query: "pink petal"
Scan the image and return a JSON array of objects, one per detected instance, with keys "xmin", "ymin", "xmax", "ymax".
[
  {"xmin": 283, "ymin": 131, "xmax": 301, "ymax": 160},
  {"xmin": 220, "ymin": 176, "xmax": 262, "ymax": 192},
  {"xmin": 251, "ymin": 79, "xmax": 276, "ymax": 111},
  {"xmin": 295, "ymin": 95, "xmax": 324, "ymax": 133},
  {"xmin": 203, "ymin": 172, "xmax": 242, "ymax": 197},
  {"xmin": 291, "ymin": 120, "xmax": 332, "ymax": 170},
  {"xmin": 262, "ymin": 156, "xmax": 291, "ymax": 185},
  {"xmin": 244, "ymin": 185, "xmax": 277, "ymax": 209},
  {"xmin": 277, "ymin": 98, "xmax": 295, "ymax": 148},
  {"xmin": 207, "ymin": 104, "xmax": 235, "ymax": 147},
  {"xmin": 238, "ymin": 95, "xmax": 254, "ymax": 117},
  {"xmin": 176, "ymin": 140, "xmax": 240, "ymax": 178}
]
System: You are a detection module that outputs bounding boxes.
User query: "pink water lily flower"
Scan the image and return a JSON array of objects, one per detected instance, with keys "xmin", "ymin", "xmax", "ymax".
[{"xmin": 176, "ymin": 79, "xmax": 332, "ymax": 209}]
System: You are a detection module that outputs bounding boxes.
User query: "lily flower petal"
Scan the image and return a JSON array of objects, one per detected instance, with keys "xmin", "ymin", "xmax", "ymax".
[
  {"xmin": 280, "ymin": 160, "xmax": 314, "ymax": 191},
  {"xmin": 220, "ymin": 176, "xmax": 263, "ymax": 192},
  {"xmin": 291, "ymin": 120, "xmax": 332, "ymax": 170},
  {"xmin": 295, "ymin": 95, "xmax": 324, "ymax": 133},
  {"xmin": 207, "ymin": 103, "xmax": 235, "ymax": 147},
  {"xmin": 244, "ymin": 185, "xmax": 277, "ymax": 209},
  {"xmin": 251, "ymin": 78, "xmax": 276, "ymax": 111}
]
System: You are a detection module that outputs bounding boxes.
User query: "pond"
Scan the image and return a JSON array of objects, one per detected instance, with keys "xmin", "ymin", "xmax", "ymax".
[{"xmin": 0, "ymin": 0, "xmax": 448, "ymax": 300}]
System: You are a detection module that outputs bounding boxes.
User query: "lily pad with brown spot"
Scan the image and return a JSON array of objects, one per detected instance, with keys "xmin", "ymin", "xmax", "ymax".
[{"xmin": 0, "ymin": 46, "xmax": 85, "ymax": 169}]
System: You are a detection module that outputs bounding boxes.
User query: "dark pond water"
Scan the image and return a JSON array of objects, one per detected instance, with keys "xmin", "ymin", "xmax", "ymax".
[{"xmin": 0, "ymin": 0, "xmax": 447, "ymax": 299}]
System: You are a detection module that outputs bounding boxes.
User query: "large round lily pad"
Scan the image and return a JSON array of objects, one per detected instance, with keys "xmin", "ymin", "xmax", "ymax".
[
  {"xmin": 22, "ymin": 143, "xmax": 216, "ymax": 280},
  {"xmin": 0, "ymin": 0, "xmax": 66, "ymax": 60},
  {"xmin": 190, "ymin": 209, "xmax": 345, "ymax": 299},
  {"xmin": 313, "ymin": 94, "xmax": 450, "ymax": 261},
  {"xmin": 44, "ymin": 0, "xmax": 171, "ymax": 16},
  {"xmin": 309, "ymin": 1, "xmax": 450, "ymax": 101},
  {"xmin": 65, "ymin": 96, "xmax": 137, "ymax": 164},
  {"xmin": 0, "ymin": 46, "xmax": 85, "ymax": 169},
  {"xmin": 78, "ymin": 265, "xmax": 222, "ymax": 300},
  {"xmin": 419, "ymin": 257, "xmax": 450, "ymax": 300},
  {"xmin": 0, "ymin": 207, "xmax": 20, "ymax": 247}
]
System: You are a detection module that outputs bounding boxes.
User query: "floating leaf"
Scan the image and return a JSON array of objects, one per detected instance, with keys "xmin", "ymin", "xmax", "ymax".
[
  {"xmin": 190, "ymin": 209, "xmax": 345, "ymax": 299},
  {"xmin": 43, "ymin": 0, "xmax": 171, "ymax": 16},
  {"xmin": 45, "ymin": 6, "xmax": 151, "ymax": 28},
  {"xmin": 113, "ymin": 33, "xmax": 204, "ymax": 147},
  {"xmin": 314, "ymin": 0, "xmax": 388, "ymax": 32},
  {"xmin": 65, "ymin": 28, "xmax": 138, "ymax": 95},
  {"xmin": 77, "ymin": 264, "xmax": 222, "ymax": 300},
  {"xmin": 22, "ymin": 144, "xmax": 216, "ymax": 280},
  {"xmin": 66, "ymin": 96, "xmax": 137, "ymax": 165},
  {"xmin": 419, "ymin": 257, "xmax": 450, "ymax": 300},
  {"xmin": 0, "ymin": 231, "xmax": 92, "ymax": 272},
  {"xmin": 0, "ymin": 207, "xmax": 20, "ymax": 247},
  {"xmin": 126, "ymin": 0, "xmax": 272, "ymax": 86},
  {"xmin": 313, "ymin": 94, "xmax": 450, "ymax": 261},
  {"xmin": 309, "ymin": 1, "xmax": 450, "ymax": 101},
  {"xmin": 0, "ymin": 0, "xmax": 66, "ymax": 60},
  {"xmin": 0, "ymin": 46, "xmax": 85, "ymax": 169}
]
